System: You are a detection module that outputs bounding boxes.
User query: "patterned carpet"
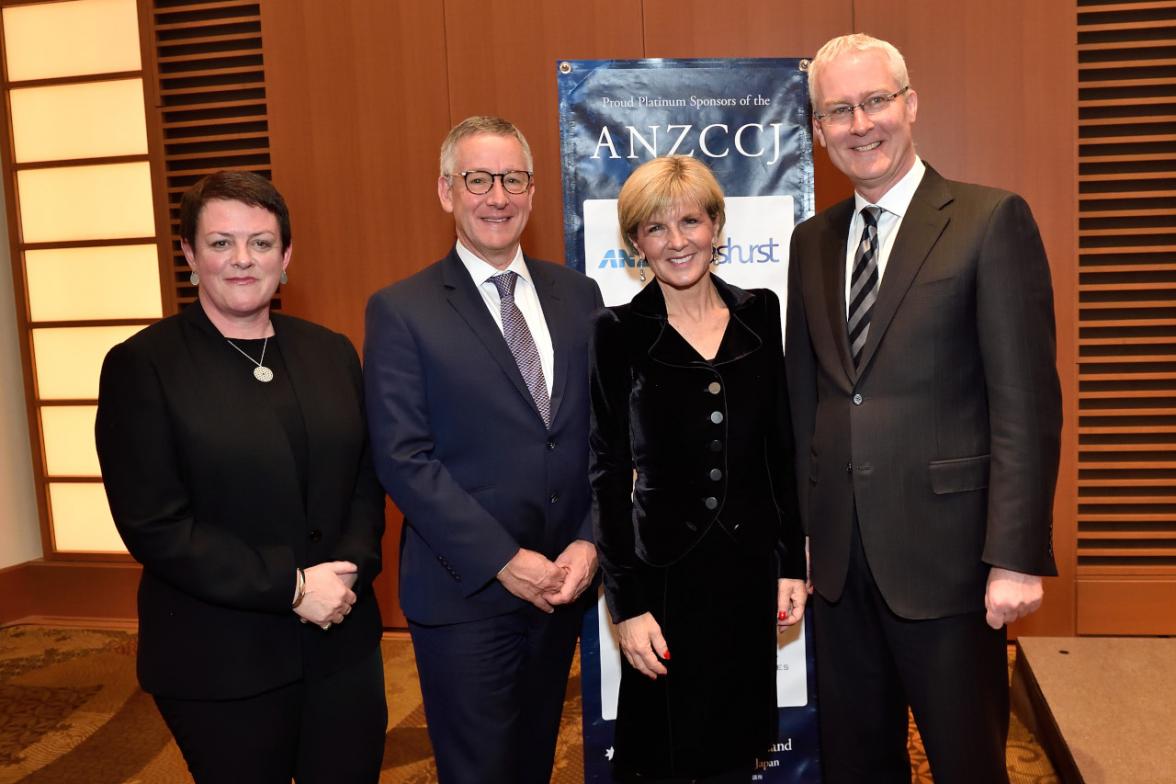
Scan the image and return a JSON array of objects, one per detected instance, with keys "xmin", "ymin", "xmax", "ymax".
[{"xmin": 0, "ymin": 625, "xmax": 1056, "ymax": 783}]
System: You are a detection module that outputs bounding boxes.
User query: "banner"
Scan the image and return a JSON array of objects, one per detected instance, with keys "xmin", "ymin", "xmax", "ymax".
[{"xmin": 557, "ymin": 58, "xmax": 820, "ymax": 782}]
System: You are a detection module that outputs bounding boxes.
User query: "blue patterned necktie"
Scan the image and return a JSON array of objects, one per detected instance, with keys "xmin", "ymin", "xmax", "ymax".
[
  {"xmin": 848, "ymin": 206, "xmax": 882, "ymax": 367},
  {"xmin": 490, "ymin": 272, "xmax": 551, "ymax": 427}
]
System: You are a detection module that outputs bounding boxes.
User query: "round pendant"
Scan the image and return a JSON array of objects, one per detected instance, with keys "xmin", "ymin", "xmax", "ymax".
[{"xmin": 253, "ymin": 365, "xmax": 274, "ymax": 383}]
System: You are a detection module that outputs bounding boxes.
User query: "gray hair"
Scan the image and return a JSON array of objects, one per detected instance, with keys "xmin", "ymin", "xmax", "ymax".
[
  {"xmin": 438, "ymin": 116, "xmax": 534, "ymax": 177},
  {"xmin": 808, "ymin": 33, "xmax": 910, "ymax": 108}
]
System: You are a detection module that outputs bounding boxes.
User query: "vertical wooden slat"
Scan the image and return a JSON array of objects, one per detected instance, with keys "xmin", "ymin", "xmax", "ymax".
[
  {"xmin": 144, "ymin": 0, "xmax": 275, "ymax": 311},
  {"xmin": 1077, "ymin": 0, "xmax": 1176, "ymax": 634}
]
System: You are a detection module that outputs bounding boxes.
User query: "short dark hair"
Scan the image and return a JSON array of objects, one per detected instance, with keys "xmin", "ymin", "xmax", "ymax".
[{"xmin": 179, "ymin": 171, "xmax": 292, "ymax": 249}]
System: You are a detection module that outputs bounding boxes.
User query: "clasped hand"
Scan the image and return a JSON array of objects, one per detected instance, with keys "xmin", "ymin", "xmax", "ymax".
[
  {"xmin": 497, "ymin": 541, "xmax": 597, "ymax": 613},
  {"xmin": 294, "ymin": 561, "xmax": 358, "ymax": 628}
]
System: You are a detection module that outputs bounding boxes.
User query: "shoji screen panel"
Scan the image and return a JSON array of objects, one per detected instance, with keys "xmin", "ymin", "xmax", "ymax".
[{"xmin": 1, "ymin": 0, "xmax": 164, "ymax": 555}]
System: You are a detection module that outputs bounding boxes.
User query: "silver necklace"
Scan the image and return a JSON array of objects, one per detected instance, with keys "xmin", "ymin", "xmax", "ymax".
[{"xmin": 225, "ymin": 336, "xmax": 274, "ymax": 383}]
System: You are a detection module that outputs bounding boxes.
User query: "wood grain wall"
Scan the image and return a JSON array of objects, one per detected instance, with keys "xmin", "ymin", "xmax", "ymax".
[{"xmin": 257, "ymin": 0, "xmax": 1078, "ymax": 633}]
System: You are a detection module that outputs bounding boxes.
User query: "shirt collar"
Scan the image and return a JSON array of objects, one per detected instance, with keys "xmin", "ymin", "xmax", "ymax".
[
  {"xmin": 455, "ymin": 240, "xmax": 531, "ymax": 287},
  {"xmin": 854, "ymin": 156, "xmax": 926, "ymax": 219}
]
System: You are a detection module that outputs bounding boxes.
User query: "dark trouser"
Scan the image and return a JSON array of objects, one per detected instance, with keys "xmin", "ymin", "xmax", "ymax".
[
  {"xmin": 409, "ymin": 601, "xmax": 584, "ymax": 784},
  {"xmin": 154, "ymin": 645, "xmax": 387, "ymax": 784},
  {"xmin": 813, "ymin": 520, "xmax": 1009, "ymax": 784}
]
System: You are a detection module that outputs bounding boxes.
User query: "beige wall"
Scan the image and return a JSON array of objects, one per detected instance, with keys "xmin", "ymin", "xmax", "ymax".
[{"xmin": 0, "ymin": 183, "xmax": 42, "ymax": 570}]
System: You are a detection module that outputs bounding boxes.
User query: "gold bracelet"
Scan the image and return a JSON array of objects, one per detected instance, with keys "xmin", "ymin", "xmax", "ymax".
[{"xmin": 292, "ymin": 567, "xmax": 307, "ymax": 609}]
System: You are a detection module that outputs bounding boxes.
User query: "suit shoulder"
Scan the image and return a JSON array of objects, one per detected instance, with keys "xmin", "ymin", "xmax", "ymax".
[
  {"xmin": 367, "ymin": 256, "xmax": 447, "ymax": 306},
  {"xmin": 101, "ymin": 314, "xmax": 183, "ymax": 374},
  {"xmin": 793, "ymin": 197, "xmax": 852, "ymax": 240},
  {"xmin": 944, "ymin": 177, "xmax": 1028, "ymax": 211},
  {"xmin": 271, "ymin": 312, "xmax": 356, "ymax": 355},
  {"xmin": 529, "ymin": 257, "xmax": 601, "ymax": 292}
]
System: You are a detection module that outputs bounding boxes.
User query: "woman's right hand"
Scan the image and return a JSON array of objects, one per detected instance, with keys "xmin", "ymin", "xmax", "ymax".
[
  {"xmin": 617, "ymin": 612, "xmax": 669, "ymax": 679},
  {"xmin": 294, "ymin": 561, "xmax": 358, "ymax": 627}
]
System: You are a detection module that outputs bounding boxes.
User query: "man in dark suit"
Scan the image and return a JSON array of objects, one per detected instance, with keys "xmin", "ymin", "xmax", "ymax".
[
  {"xmin": 364, "ymin": 116, "xmax": 603, "ymax": 784},
  {"xmin": 785, "ymin": 35, "xmax": 1062, "ymax": 784}
]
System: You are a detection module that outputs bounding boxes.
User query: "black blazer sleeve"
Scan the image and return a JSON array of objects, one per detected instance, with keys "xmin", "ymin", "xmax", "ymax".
[
  {"xmin": 759, "ymin": 290, "xmax": 805, "ymax": 579},
  {"xmin": 96, "ymin": 339, "xmax": 296, "ymax": 612},
  {"xmin": 589, "ymin": 307, "xmax": 648, "ymax": 623}
]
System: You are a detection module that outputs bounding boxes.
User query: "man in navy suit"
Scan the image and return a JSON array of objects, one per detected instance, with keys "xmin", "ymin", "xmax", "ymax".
[
  {"xmin": 785, "ymin": 35, "xmax": 1061, "ymax": 784},
  {"xmin": 364, "ymin": 116, "xmax": 603, "ymax": 784}
]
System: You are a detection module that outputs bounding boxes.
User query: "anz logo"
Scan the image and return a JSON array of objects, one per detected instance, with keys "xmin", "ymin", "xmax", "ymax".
[
  {"xmin": 597, "ymin": 237, "xmax": 781, "ymax": 270},
  {"xmin": 597, "ymin": 248, "xmax": 645, "ymax": 270}
]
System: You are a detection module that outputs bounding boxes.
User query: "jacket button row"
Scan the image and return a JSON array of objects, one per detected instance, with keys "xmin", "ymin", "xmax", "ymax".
[{"xmin": 436, "ymin": 554, "xmax": 461, "ymax": 581}]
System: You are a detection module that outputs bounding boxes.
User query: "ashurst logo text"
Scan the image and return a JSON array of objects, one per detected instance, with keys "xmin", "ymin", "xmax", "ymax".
[{"xmin": 596, "ymin": 236, "xmax": 781, "ymax": 271}]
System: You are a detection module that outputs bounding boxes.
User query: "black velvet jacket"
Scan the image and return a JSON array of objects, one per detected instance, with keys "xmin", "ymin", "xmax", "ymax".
[{"xmin": 589, "ymin": 275, "xmax": 805, "ymax": 623}]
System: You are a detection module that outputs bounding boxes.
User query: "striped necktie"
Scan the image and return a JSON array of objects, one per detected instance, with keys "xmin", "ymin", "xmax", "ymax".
[
  {"xmin": 490, "ymin": 272, "xmax": 551, "ymax": 427},
  {"xmin": 848, "ymin": 206, "xmax": 882, "ymax": 367}
]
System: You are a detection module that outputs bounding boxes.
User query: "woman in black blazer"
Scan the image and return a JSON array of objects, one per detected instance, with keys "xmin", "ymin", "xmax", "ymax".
[
  {"xmin": 589, "ymin": 156, "xmax": 808, "ymax": 783},
  {"xmin": 95, "ymin": 171, "xmax": 386, "ymax": 783}
]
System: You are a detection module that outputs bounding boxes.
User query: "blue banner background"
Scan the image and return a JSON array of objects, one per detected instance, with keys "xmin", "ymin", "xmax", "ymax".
[{"xmin": 558, "ymin": 58, "xmax": 821, "ymax": 783}]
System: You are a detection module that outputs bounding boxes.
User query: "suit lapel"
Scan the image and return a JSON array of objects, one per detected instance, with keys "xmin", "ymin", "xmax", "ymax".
[
  {"xmin": 528, "ymin": 257, "xmax": 569, "ymax": 425},
  {"xmin": 818, "ymin": 200, "xmax": 857, "ymax": 382},
  {"xmin": 440, "ymin": 250, "xmax": 545, "ymax": 424},
  {"xmin": 854, "ymin": 168, "xmax": 952, "ymax": 374}
]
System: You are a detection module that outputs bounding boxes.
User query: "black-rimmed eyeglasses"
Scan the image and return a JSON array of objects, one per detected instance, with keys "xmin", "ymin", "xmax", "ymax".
[
  {"xmin": 454, "ymin": 170, "xmax": 533, "ymax": 195},
  {"xmin": 814, "ymin": 86, "xmax": 910, "ymax": 125}
]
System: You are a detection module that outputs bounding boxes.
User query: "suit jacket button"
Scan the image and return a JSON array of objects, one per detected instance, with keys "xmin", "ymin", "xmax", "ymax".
[
  {"xmin": 707, "ymin": 381, "xmax": 722, "ymax": 395},
  {"xmin": 710, "ymin": 411, "xmax": 724, "ymax": 424},
  {"xmin": 549, "ymin": 493, "xmax": 559, "ymax": 504},
  {"xmin": 709, "ymin": 468, "xmax": 722, "ymax": 481},
  {"xmin": 846, "ymin": 461, "xmax": 853, "ymax": 473},
  {"xmin": 546, "ymin": 439, "xmax": 557, "ymax": 450},
  {"xmin": 308, "ymin": 529, "xmax": 322, "ymax": 542},
  {"xmin": 704, "ymin": 496, "xmax": 719, "ymax": 510},
  {"xmin": 685, "ymin": 520, "xmax": 698, "ymax": 531},
  {"xmin": 709, "ymin": 439, "xmax": 723, "ymax": 452},
  {"xmin": 852, "ymin": 393, "xmax": 863, "ymax": 405}
]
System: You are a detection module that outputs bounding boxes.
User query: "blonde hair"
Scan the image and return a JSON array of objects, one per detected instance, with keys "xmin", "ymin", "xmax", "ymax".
[
  {"xmin": 808, "ymin": 34, "xmax": 910, "ymax": 107},
  {"xmin": 616, "ymin": 156, "xmax": 725, "ymax": 254},
  {"xmin": 439, "ymin": 116, "xmax": 533, "ymax": 176}
]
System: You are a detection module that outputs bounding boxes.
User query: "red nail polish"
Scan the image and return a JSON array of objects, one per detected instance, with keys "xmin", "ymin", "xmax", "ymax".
[
  {"xmin": 778, "ymin": 610, "xmax": 787, "ymax": 620},
  {"xmin": 662, "ymin": 649, "xmax": 671, "ymax": 660}
]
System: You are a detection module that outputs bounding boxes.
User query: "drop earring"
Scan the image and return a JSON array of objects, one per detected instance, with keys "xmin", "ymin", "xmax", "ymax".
[
  {"xmin": 638, "ymin": 255, "xmax": 646, "ymax": 283},
  {"xmin": 189, "ymin": 271, "xmax": 200, "ymax": 286},
  {"xmin": 711, "ymin": 241, "xmax": 719, "ymax": 265},
  {"xmin": 280, "ymin": 270, "xmax": 288, "ymax": 285}
]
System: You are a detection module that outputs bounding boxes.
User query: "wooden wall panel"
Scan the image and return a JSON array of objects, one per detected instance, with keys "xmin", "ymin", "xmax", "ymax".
[
  {"xmin": 260, "ymin": 1, "xmax": 454, "ymax": 628},
  {"xmin": 856, "ymin": 0, "xmax": 1079, "ymax": 635},
  {"xmin": 260, "ymin": 1, "xmax": 452, "ymax": 348},
  {"xmin": 442, "ymin": 0, "xmax": 645, "ymax": 264},
  {"xmin": 245, "ymin": 0, "xmax": 1082, "ymax": 635},
  {"xmin": 641, "ymin": 0, "xmax": 856, "ymax": 210}
]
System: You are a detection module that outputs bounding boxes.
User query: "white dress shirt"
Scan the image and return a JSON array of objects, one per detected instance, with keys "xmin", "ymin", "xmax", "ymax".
[
  {"xmin": 455, "ymin": 240, "xmax": 555, "ymax": 396},
  {"xmin": 844, "ymin": 157, "xmax": 927, "ymax": 318}
]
